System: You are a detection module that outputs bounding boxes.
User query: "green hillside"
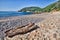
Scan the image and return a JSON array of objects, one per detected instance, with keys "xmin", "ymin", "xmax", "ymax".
[
  {"xmin": 43, "ymin": 0, "xmax": 60, "ymax": 12},
  {"xmin": 18, "ymin": 7, "xmax": 42, "ymax": 13},
  {"xmin": 18, "ymin": 0, "xmax": 60, "ymax": 13}
]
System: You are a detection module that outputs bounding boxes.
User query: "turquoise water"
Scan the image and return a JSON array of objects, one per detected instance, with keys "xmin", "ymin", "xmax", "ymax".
[{"xmin": 0, "ymin": 11, "xmax": 32, "ymax": 18}]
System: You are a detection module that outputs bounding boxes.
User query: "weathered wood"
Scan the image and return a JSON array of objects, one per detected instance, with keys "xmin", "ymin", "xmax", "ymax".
[
  {"xmin": 5, "ymin": 23, "xmax": 38, "ymax": 37},
  {"xmin": 5, "ymin": 24, "xmax": 29, "ymax": 34}
]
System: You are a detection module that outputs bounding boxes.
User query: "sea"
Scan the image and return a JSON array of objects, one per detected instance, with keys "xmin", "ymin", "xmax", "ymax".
[{"xmin": 0, "ymin": 11, "xmax": 32, "ymax": 18}]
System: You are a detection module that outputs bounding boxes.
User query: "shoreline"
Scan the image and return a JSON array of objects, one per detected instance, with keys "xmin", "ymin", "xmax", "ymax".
[
  {"xmin": 0, "ymin": 12, "xmax": 60, "ymax": 40},
  {"xmin": 0, "ymin": 13, "xmax": 46, "ymax": 39}
]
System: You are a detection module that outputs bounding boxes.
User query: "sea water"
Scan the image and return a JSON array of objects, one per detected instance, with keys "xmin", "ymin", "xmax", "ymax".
[{"xmin": 0, "ymin": 11, "xmax": 32, "ymax": 18}]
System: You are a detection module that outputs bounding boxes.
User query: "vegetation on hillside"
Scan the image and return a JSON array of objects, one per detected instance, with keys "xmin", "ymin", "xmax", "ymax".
[
  {"xmin": 18, "ymin": 7, "xmax": 42, "ymax": 13},
  {"xmin": 43, "ymin": 0, "xmax": 60, "ymax": 12},
  {"xmin": 18, "ymin": 0, "xmax": 60, "ymax": 13}
]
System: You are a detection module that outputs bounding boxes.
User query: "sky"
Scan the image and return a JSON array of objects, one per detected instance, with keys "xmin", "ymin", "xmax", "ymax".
[{"xmin": 0, "ymin": 0, "xmax": 58, "ymax": 11}]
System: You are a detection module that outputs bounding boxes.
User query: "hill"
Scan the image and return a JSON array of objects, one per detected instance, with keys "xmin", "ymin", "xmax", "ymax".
[
  {"xmin": 43, "ymin": 0, "xmax": 60, "ymax": 12},
  {"xmin": 18, "ymin": 0, "xmax": 60, "ymax": 13},
  {"xmin": 18, "ymin": 7, "xmax": 42, "ymax": 13}
]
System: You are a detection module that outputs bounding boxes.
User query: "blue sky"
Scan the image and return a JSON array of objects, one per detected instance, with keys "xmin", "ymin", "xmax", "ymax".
[{"xmin": 0, "ymin": 0, "xmax": 58, "ymax": 11}]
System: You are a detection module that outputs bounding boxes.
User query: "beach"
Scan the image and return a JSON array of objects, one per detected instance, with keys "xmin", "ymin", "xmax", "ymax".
[{"xmin": 0, "ymin": 12, "xmax": 60, "ymax": 40}]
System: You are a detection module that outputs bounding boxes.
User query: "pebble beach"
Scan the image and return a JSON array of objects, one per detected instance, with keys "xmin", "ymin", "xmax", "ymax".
[{"xmin": 0, "ymin": 11, "xmax": 60, "ymax": 40}]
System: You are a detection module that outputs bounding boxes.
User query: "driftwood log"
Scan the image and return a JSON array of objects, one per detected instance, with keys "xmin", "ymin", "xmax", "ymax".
[{"xmin": 5, "ymin": 22, "xmax": 39, "ymax": 37}]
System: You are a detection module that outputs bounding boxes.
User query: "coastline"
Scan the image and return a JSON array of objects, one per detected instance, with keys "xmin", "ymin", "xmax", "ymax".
[
  {"xmin": 0, "ymin": 13, "xmax": 45, "ymax": 40},
  {"xmin": 0, "ymin": 12, "xmax": 60, "ymax": 31},
  {"xmin": 0, "ymin": 12, "xmax": 60, "ymax": 40}
]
